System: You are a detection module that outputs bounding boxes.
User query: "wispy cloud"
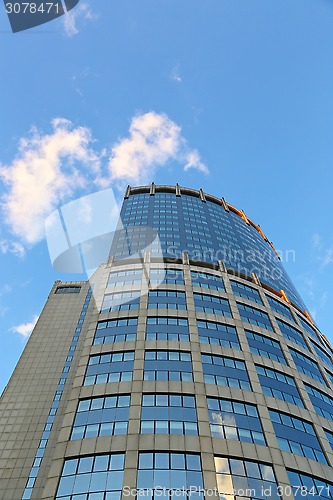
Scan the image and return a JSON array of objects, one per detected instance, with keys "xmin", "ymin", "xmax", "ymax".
[
  {"xmin": 71, "ymin": 67, "xmax": 100, "ymax": 98},
  {"xmin": 0, "ymin": 239, "xmax": 25, "ymax": 257},
  {"xmin": 10, "ymin": 315, "xmax": 38, "ymax": 339},
  {"xmin": 311, "ymin": 233, "xmax": 333, "ymax": 268},
  {"xmin": 99, "ymin": 111, "xmax": 208, "ymax": 187},
  {"xmin": 63, "ymin": 3, "xmax": 97, "ymax": 37},
  {"xmin": 170, "ymin": 65, "xmax": 182, "ymax": 83},
  {"xmin": 321, "ymin": 247, "xmax": 333, "ymax": 267},
  {"xmin": 312, "ymin": 233, "xmax": 322, "ymax": 250},
  {"xmin": 1, "ymin": 113, "xmax": 208, "ymax": 250}
]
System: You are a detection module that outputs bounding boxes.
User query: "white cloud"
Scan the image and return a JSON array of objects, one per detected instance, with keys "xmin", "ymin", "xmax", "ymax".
[
  {"xmin": 0, "ymin": 284, "xmax": 12, "ymax": 296},
  {"xmin": 100, "ymin": 112, "xmax": 208, "ymax": 187},
  {"xmin": 321, "ymin": 247, "xmax": 333, "ymax": 267},
  {"xmin": 0, "ymin": 239, "xmax": 25, "ymax": 257},
  {"xmin": 63, "ymin": 3, "xmax": 97, "ymax": 37},
  {"xmin": 0, "ymin": 118, "xmax": 100, "ymax": 245},
  {"xmin": 184, "ymin": 150, "xmax": 208, "ymax": 174},
  {"xmin": 170, "ymin": 65, "xmax": 182, "ymax": 83},
  {"xmin": 11, "ymin": 315, "xmax": 38, "ymax": 339},
  {"xmin": 311, "ymin": 233, "xmax": 333, "ymax": 268},
  {"xmin": 312, "ymin": 233, "xmax": 322, "ymax": 250},
  {"xmin": 1, "ymin": 113, "xmax": 208, "ymax": 250}
]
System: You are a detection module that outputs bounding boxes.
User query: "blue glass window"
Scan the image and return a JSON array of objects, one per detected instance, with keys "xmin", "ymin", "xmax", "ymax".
[
  {"xmin": 55, "ymin": 453, "xmax": 125, "ymax": 499},
  {"xmin": 84, "ymin": 352, "xmax": 134, "ymax": 386},
  {"xmin": 287, "ymin": 470, "xmax": 333, "ymax": 499},
  {"xmin": 194, "ymin": 293, "xmax": 232, "ymax": 317},
  {"xmin": 238, "ymin": 304, "xmax": 273, "ymax": 331},
  {"xmin": 148, "ymin": 290, "xmax": 187, "ymax": 310},
  {"xmin": 141, "ymin": 394, "xmax": 197, "ymax": 435},
  {"xmin": 290, "ymin": 347, "xmax": 327, "ymax": 385},
  {"xmin": 276, "ymin": 319, "xmax": 307, "ymax": 348},
  {"xmin": 144, "ymin": 351, "xmax": 193, "ymax": 382},
  {"xmin": 326, "ymin": 369, "xmax": 333, "ymax": 387},
  {"xmin": 215, "ymin": 456, "xmax": 279, "ymax": 500},
  {"xmin": 256, "ymin": 365, "xmax": 303, "ymax": 407},
  {"xmin": 266, "ymin": 295, "xmax": 295, "ymax": 322},
  {"xmin": 326, "ymin": 430, "xmax": 333, "ymax": 452},
  {"xmin": 246, "ymin": 331, "xmax": 286, "ymax": 365},
  {"xmin": 297, "ymin": 315, "xmax": 318, "ymax": 339},
  {"xmin": 107, "ymin": 269, "xmax": 142, "ymax": 288},
  {"xmin": 231, "ymin": 281, "xmax": 262, "ymax": 304},
  {"xmin": 269, "ymin": 409, "xmax": 327, "ymax": 464},
  {"xmin": 305, "ymin": 383, "xmax": 333, "ymax": 422},
  {"xmin": 202, "ymin": 354, "xmax": 252, "ymax": 391},
  {"xmin": 71, "ymin": 395, "xmax": 130, "ymax": 440},
  {"xmin": 146, "ymin": 317, "xmax": 189, "ymax": 342},
  {"xmin": 101, "ymin": 291, "xmax": 140, "ymax": 313},
  {"xmin": 137, "ymin": 451, "xmax": 203, "ymax": 498},
  {"xmin": 197, "ymin": 320, "xmax": 240, "ymax": 350},
  {"xmin": 191, "ymin": 271, "xmax": 225, "ymax": 291},
  {"xmin": 150, "ymin": 268, "xmax": 184, "ymax": 285},
  {"xmin": 208, "ymin": 398, "xmax": 266, "ymax": 446},
  {"xmin": 94, "ymin": 318, "xmax": 138, "ymax": 345},
  {"xmin": 310, "ymin": 339, "xmax": 333, "ymax": 370}
]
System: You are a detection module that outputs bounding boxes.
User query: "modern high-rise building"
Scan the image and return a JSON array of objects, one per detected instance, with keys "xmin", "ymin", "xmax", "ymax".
[{"xmin": 1, "ymin": 184, "xmax": 333, "ymax": 500}]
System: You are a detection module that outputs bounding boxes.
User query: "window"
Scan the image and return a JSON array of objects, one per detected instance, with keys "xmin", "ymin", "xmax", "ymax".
[
  {"xmin": 305, "ymin": 383, "xmax": 333, "ymax": 422},
  {"xmin": 197, "ymin": 320, "xmax": 240, "ymax": 350},
  {"xmin": 94, "ymin": 318, "xmax": 138, "ymax": 345},
  {"xmin": 325, "ymin": 429, "xmax": 333, "ymax": 452},
  {"xmin": 215, "ymin": 457, "xmax": 279, "ymax": 500},
  {"xmin": 148, "ymin": 290, "xmax": 187, "ymax": 310},
  {"xmin": 150, "ymin": 268, "xmax": 184, "ymax": 285},
  {"xmin": 202, "ymin": 354, "xmax": 252, "ymax": 391},
  {"xmin": 191, "ymin": 270, "xmax": 225, "ymax": 291},
  {"xmin": 290, "ymin": 347, "xmax": 327, "ymax": 385},
  {"xmin": 194, "ymin": 293, "xmax": 232, "ymax": 317},
  {"xmin": 256, "ymin": 365, "xmax": 303, "ymax": 407},
  {"xmin": 269, "ymin": 409, "xmax": 327, "ymax": 464},
  {"xmin": 208, "ymin": 398, "xmax": 266, "ymax": 446},
  {"xmin": 146, "ymin": 317, "xmax": 189, "ymax": 342},
  {"xmin": 287, "ymin": 470, "xmax": 333, "ymax": 499},
  {"xmin": 310, "ymin": 339, "xmax": 333, "ymax": 369},
  {"xmin": 71, "ymin": 395, "xmax": 130, "ymax": 440},
  {"xmin": 141, "ymin": 394, "xmax": 197, "ymax": 435},
  {"xmin": 326, "ymin": 369, "xmax": 333, "ymax": 386},
  {"xmin": 237, "ymin": 303, "xmax": 273, "ymax": 331},
  {"xmin": 84, "ymin": 352, "xmax": 134, "ymax": 386},
  {"xmin": 276, "ymin": 319, "xmax": 307, "ymax": 348},
  {"xmin": 144, "ymin": 350, "xmax": 193, "ymax": 382},
  {"xmin": 231, "ymin": 281, "xmax": 262, "ymax": 304},
  {"xmin": 137, "ymin": 452, "xmax": 203, "ymax": 497},
  {"xmin": 107, "ymin": 269, "xmax": 142, "ymax": 288},
  {"xmin": 56, "ymin": 286, "xmax": 81, "ymax": 294},
  {"xmin": 55, "ymin": 453, "xmax": 125, "ymax": 499},
  {"xmin": 246, "ymin": 331, "xmax": 286, "ymax": 365},
  {"xmin": 101, "ymin": 291, "xmax": 140, "ymax": 313},
  {"xmin": 297, "ymin": 315, "xmax": 318, "ymax": 339},
  {"xmin": 266, "ymin": 295, "xmax": 295, "ymax": 322}
]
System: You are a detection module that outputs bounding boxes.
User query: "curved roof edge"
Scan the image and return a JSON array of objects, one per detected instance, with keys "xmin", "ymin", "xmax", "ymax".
[{"xmin": 125, "ymin": 183, "xmax": 280, "ymax": 259}]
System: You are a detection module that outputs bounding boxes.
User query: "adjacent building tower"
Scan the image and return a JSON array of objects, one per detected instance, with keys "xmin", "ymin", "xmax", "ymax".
[{"xmin": 1, "ymin": 184, "xmax": 333, "ymax": 500}]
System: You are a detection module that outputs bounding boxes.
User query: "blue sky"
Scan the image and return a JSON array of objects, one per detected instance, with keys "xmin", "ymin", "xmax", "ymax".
[{"xmin": 1, "ymin": 0, "xmax": 333, "ymax": 393}]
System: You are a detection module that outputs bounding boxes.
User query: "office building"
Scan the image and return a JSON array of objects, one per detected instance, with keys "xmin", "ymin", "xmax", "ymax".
[{"xmin": 1, "ymin": 184, "xmax": 333, "ymax": 500}]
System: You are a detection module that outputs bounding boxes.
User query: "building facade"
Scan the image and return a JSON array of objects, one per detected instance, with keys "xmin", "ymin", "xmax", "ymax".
[{"xmin": 1, "ymin": 184, "xmax": 333, "ymax": 500}]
